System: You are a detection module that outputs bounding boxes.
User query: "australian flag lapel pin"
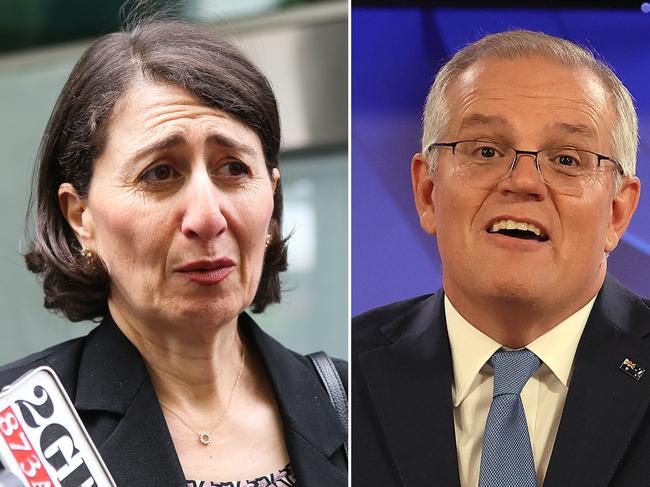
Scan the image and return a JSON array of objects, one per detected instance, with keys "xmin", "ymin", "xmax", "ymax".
[{"xmin": 620, "ymin": 358, "xmax": 646, "ymax": 381}]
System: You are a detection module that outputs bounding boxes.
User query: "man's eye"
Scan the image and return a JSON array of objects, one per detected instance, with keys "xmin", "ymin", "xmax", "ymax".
[
  {"xmin": 140, "ymin": 164, "xmax": 178, "ymax": 182},
  {"xmin": 472, "ymin": 145, "xmax": 501, "ymax": 159},
  {"xmin": 558, "ymin": 155, "xmax": 578, "ymax": 167},
  {"xmin": 480, "ymin": 147, "xmax": 497, "ymax": 158}
]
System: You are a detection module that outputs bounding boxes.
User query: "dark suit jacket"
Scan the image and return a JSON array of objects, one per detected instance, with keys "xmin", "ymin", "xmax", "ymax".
[
  {"xmin": 0, "ymin": 313, "xmax": 347, "ymax": 486},
  {"xmin": 352, "ymin": 274, "xmax": 650, "ymax": 487}
]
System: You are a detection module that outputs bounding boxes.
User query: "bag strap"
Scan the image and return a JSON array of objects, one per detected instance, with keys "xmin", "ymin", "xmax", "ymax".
[{"xmin": 307, "ymin": 351, "xmax": 348, "ymax": 457}]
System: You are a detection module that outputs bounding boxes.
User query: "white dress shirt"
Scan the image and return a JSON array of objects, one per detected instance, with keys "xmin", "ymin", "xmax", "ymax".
[{"xmin": 445, "ymin": 295, "xmax": 595, "ymax": 487}]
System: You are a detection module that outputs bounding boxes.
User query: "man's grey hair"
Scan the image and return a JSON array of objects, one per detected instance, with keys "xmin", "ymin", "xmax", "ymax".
[{"xmin": 422, "ymin": 30, "xmax": 638, "ymax": 178}]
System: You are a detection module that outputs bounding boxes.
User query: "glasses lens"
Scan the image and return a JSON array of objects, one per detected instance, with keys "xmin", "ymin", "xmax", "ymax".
[
  {"xmin": 538, "ymin": 148, "xmax": 597, "ymax": 192},
  {"xmin": 454, "ymin": 140, "xmax": 513, "ymax": 179},
  {"xmin": 445, "ymin": 141, "xmax": 607, "ymax": 195}
]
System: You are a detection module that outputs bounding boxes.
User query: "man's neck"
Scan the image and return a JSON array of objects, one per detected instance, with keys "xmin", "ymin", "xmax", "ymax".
[{"xmin": 443, "ymin": 285, "xmax": 601, "ymax": 348}]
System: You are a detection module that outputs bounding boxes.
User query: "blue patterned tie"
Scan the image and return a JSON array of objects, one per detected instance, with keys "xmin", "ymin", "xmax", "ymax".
[{"xmin": 478, "ymin": 349, "xmax": 541, "ymax": 487}]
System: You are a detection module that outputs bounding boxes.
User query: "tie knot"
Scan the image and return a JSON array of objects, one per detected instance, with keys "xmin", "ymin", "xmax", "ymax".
[{"xmin": 488, "ymin": 349, "xmax": 541, "ymax": 397}]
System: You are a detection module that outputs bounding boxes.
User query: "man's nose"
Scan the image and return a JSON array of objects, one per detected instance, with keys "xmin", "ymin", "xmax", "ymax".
[
  {"xmin": 497, "ymin": 152, "xmax": 549, "ymax": 198},
  {"xmin": 180, "ymin": 172, "xmax": 228, "ymax": 241}
]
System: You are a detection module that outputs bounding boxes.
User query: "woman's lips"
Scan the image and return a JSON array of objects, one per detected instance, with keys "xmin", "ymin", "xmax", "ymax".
[{"xmin": 175, "ymin": 258, "xmax": 236, "ymax": 284}]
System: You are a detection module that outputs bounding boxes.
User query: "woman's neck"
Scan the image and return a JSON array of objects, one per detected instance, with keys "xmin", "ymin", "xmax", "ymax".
[{"xmin": 107, "ymin": 299, "xmax": 247, "ymax": 408}]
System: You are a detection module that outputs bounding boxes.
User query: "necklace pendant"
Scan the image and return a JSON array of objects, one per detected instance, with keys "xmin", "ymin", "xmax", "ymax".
[{"xmin": 199, "ymin": 432, "xmax": 211, "ymax": 446}]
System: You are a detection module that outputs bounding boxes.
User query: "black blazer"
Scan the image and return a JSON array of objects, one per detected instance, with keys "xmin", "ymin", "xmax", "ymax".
[
  {"xmin": 0, "ymin": 313, "xmax": 347, "ymax": 486},
  {"xmin": 352, "ymin": 274, "xmax": 650, "ymax": 487}
]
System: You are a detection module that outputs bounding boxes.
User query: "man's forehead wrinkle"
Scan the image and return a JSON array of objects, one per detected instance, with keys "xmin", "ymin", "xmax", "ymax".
[
  {"xmin": 548, "ymin": 122, "xmax": 596, "ymax": 138},
  {"xmin": 455, "ymin": 59, "xmax": 610, "ymax": 106},
  {"xmin": 452, "ymin": 92, "xmax": 605, "ymax": 132},
  {"xmin": 455, "ymin": 58, "xmax": 574, "ymax": 93},
  {"xmin": 459, "ymin": 113, "xmax": 511, "ymax": 130}
]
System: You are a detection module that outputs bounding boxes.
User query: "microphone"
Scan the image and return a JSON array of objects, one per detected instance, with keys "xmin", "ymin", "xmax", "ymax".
[{"xmin": 0, "ymin": 366, "xmax": 116, "ymax": 487}]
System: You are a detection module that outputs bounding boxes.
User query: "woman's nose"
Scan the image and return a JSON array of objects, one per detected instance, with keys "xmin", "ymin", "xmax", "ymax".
[{"xmin": 180, "ymin": 173, "xmax": 227, "ymax": 241}]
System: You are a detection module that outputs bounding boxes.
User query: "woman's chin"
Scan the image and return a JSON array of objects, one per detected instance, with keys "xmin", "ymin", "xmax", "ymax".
[{"xmin": 173, "ymin": 300, "xmax": 248, "ymax": 328}]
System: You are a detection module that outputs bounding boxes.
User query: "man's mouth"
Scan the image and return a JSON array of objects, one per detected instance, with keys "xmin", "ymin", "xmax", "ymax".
[{"xmin": 487, "ymin": 219, "xmax": 549, "ymax": 242}]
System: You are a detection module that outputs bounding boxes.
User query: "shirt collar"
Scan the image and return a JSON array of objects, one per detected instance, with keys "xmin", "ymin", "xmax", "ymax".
[
  {"xmin": 527, "ymin": 297, "xmax": 594, "ymax": 388},
  {"xmin": 445, "ymin": 295, "xmax": 595, "ymax": 407}
]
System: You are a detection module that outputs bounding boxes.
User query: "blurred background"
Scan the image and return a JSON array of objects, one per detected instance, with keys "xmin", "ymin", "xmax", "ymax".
[
  {"xmin": 0, "ymin": 0, "xmax": 347, "ymax": 361},
  {"xmin": 352, "ymin": 1, "xmax": 650, "ymax": 315}
]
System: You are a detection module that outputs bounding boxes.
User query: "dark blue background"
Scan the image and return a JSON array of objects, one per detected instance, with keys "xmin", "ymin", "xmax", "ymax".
[{"xmin": 352, "ymin": 7, "xmax": 650, "ymax": 315}]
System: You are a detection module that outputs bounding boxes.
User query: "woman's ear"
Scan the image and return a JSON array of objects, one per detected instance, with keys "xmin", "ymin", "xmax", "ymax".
[
  {"xmin": 272, "ymin": 167, "xmax": 280, "ymax": 193},
  {"xmin": 58, "ymin": 183, "xmax": 94, "ymax": 247}
]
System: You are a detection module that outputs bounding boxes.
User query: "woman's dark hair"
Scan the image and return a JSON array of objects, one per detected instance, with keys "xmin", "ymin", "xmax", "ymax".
[{"xmin": 25, "ymin": 20, "xmax": 288, "ymax": 321}]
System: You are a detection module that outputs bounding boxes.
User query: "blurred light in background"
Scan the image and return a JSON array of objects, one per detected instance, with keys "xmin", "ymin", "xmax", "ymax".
[{"xmin": 0, "ymin": 0, "xmax": 333, "ymax": 54}]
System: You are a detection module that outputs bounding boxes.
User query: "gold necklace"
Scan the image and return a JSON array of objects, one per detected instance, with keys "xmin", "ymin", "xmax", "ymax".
[{"xmin": 159, "ymin": 344, "xmax": 246, "ymax": 446}]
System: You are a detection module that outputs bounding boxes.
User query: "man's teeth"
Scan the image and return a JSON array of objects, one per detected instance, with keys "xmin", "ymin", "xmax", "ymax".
[{"xmin": 489, "ymin": 219, "xmax": 544, "ymax": 238}]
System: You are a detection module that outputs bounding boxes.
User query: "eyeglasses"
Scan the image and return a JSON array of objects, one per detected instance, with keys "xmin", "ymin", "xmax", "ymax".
[{"xmin": 427, "ymin": 139, "xmax": 624, "ymax": 196}]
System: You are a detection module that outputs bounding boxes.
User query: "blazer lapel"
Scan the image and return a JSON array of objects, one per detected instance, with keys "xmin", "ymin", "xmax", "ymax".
[
  {"xmin": 73, "ymin": 319, "xmax": 186, "ymax": 486},
  {"xmin": 544, "ymin": 276, "xmax": 650, "ymax": 487},
  {"xmin": 240, "ymin": 314, "xmax": 347, "ymax": 486},
  {"xmin": 358, "ymin": 291, "xmax": 460, "ymax": 487},
  {"xmin": 72, "ymin": 314, "xmax": 346, "ymax": 486},
  {"xmin": 98, "ymin": 379, "xmax": 186, "ymax": 486}
]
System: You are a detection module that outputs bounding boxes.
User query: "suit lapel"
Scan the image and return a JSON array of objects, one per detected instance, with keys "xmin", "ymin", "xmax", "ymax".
[
  {"xmin": 359, "ymin": 292, "xmax": 460, "ymax": 486},
  {"xmin": 73, "ymin": 318, "xmax": 186, "ymax": 486},
  {"xmin": 239, "ymin": 314, "xmax": 347, "ymax": 486},
  {"xmin": 544, "ymin": 276, "xmax": 650, "ymax": 487}
]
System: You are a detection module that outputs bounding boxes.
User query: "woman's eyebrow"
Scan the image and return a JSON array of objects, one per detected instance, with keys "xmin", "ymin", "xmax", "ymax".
[
  {"xmin": 206, "ymin": 133, "xmax": 257, "ymax": 157},
  {"xmin": 132, "ymin": 133, "xmax": 187, "ymax": 161},
  {"xmin": 131, "ymin": 133, "xmax": 257, "ymax": 162}
]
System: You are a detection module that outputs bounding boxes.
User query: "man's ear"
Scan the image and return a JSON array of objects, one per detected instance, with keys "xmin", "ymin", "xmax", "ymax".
[
  {"xmin": 58, "ymin": 183, "xmax": 94, "ymax": 247},
  {"xmin": 605, "ymin": 176, "xmax": 641, "ymax": 252},
  {"xmin": 412, "ymin": 153, "xmax": 437, "ymax": 235}
]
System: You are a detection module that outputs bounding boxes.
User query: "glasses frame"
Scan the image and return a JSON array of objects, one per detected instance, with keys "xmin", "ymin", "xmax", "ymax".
[{"xmin": 426, "ymin": 140, "xmax": 625, "ymax": 182}]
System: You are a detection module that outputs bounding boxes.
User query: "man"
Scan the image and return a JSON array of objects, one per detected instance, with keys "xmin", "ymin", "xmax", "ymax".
[{"xmin": 352, "ymin": 30, "xmax": 646, "ymax": 487}]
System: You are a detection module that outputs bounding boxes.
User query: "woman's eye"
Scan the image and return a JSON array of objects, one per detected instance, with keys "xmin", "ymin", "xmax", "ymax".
[
  {"xmin": 217, "ymin": 161, "xmax": 251, "ymax": 178},
  {"xmin": 140, "ymin": 164, "xmax": 177, "ymax": 182}
]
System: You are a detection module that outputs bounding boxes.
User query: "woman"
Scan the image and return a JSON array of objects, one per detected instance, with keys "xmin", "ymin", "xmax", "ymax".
[{"xmin": 0, "ymin": 20, "xmax": 347, "ymax": 486}]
